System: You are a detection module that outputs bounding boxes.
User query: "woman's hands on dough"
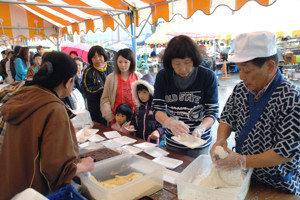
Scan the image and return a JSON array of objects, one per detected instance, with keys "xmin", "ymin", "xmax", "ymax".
[{"xmin": 162, "ymin": 117, "xmax": 189, "ymax": 137}]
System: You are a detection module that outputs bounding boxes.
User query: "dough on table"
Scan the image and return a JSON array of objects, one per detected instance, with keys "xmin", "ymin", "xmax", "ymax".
[{"xmin": 91, "ymin": 172, "xmax": 143, "ymax": 189}]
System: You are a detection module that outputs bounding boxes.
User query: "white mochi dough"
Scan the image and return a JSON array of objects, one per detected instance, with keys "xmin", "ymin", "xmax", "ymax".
[{"xmin": 194, "ymin": 146, "xmax": 245, "ymax": 188}]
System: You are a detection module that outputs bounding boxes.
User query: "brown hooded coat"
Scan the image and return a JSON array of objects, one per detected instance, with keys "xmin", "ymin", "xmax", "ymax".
[{"xmin": 0, "ymin": 85, "xmax": 78, "ymax": 199}]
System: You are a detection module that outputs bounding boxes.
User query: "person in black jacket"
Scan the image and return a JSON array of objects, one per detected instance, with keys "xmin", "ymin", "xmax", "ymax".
[
  {"xmin": 82, "ymin": 45, "xmax": 114, "ymax": 125},
  {"xmin": 0, "ymin": 50, "xmax": 8, "ymax": 80},
  {"xmin": 9, "ymin": 45, "xmax": 22, "ymax": 81}
]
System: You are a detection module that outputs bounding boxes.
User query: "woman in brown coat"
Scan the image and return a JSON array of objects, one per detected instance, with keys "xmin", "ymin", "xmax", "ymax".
[{"xmin": 0, "ymin": 52, "xmax": 94, "ymax": 199}]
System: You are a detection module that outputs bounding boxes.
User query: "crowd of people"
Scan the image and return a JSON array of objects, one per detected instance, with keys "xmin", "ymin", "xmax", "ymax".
[{"xmin": 0, "ymin": 31, "xmax": 299, "ymax": 199}]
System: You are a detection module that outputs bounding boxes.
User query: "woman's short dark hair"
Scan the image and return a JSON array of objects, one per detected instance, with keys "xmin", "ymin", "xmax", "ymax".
[
  {"xmin": 114, "ymin": 48, "xmax": 136, "ymax": 74},
  {"xmin": 33, "ymin": 52, "xmax": 77, "ymax": 89},
  {"xmin": 248, "ymin": 54, "xmax": 278, "ymax": 68},
  {"xmin": 162, "ymin": 35, "xmax": 202, "ymax": 70},
  {"xmin": 88, "ymin": 45, "xmax": 108, "ymax": 65},
  {"xmin": 115, "ymin": 103, "xmax": 132, "ymax": 121}
]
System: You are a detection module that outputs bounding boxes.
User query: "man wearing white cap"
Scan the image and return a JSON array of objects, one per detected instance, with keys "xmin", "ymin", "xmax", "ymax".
[{"xmin": 210, "ymin": 31, "xmax": 300, "ymax": 196}]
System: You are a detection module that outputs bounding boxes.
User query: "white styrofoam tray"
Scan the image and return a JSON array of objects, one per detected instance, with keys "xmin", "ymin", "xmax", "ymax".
[
  {"xmin": 133, "ymin": 142, "xmax": 157, "ymax": 150},
  {"xmin": 144, "ymin": 147, "xmax": 169, "ymax": 157},
  {"xmin": 152, "ymin": 156, "xmax": 183, "ymax": 169},
  {"xmin": 171, "ymin": 135, "xmax": 206, "ymax": 149},
  {"xmin": 112, "ymin": 136, "xmax": 137, "ymax": 146},
  {"xmin": 76, "ymin": 129, "xmax": 99, "ymax": 143},
  {"xmin": 103, "ymin": 131, "xmax": 122, "ymax": 139},
  {"xmin": 122, "ymin": 145, "xmax": 142, "ymax": 154}
]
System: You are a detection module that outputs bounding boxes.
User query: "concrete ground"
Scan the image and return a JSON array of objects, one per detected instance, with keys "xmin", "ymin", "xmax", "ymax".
[{"xmin": 211, "ymin": 72, "xmax": 300, "ymax": 150}]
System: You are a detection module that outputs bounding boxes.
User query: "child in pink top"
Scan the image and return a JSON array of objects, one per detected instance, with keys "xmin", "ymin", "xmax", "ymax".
[{"xmin": 111, "ymin": 103, "xmax": 133, "ymax": 134}]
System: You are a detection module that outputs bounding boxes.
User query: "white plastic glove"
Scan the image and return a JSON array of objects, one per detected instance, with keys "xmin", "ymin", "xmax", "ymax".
[
  {"xmin": 214, "ymin": 150, "xmax": 246, "ymax": 171},
  {"xmin": 75, "ymin": 157, "xmax": 95, "ymax": 175},
  {"xmin": 192, "ymin": 126, "xmax": 205, "ymax": 139},
  {"xmin": 162, "ymin": 118, "xmax": 190, "ymax": 137}
]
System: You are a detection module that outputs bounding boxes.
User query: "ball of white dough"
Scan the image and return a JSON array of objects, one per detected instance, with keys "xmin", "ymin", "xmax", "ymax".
[{"xmin": 214, "ymin": 146, "xmax": 228, "ymax": 159}]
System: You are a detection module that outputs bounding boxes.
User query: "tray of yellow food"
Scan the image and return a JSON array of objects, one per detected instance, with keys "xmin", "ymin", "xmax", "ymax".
[
  {"xmin": 91, "ymin": 172, "xmax": 143, "ymax": 189},
  {"xmin": 79, "ymin": 154, "xmax": 164, "ymax": 200}
]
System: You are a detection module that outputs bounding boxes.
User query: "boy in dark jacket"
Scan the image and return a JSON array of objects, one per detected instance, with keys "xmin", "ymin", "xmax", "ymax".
[{"xmin": 129, "ymin": 74, "xmax": 165, "ymax": 146}]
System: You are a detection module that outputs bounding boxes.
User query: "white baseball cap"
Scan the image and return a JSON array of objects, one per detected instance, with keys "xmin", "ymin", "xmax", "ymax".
[{"xmin": 229, "ymin": 31, "xmax": 277, "ymax": 63}]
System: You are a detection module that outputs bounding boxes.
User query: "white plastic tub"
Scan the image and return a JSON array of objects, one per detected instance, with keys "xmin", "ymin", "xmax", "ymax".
[
  {"xmin": 176, "ymin": 155, "xmax": 253, "ymax": 200},
  {"xmin": 79, "ymin": 154, "xmax": 163, "ymax": 200}
]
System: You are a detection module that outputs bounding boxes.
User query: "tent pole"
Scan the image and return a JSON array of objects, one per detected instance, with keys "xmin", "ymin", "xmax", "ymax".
[
  {"xmin": 38, "ymin": 30, "xmax": 57, "ymax": 47},
  {"xmin": 129, "ymin": 11, "xmax": 137, "ymax": 66},
  {"xmin": 56, "ymin": 27, "xmax": 60, "ymax": 51},
  {"xmin": 130, "ymin": 13, "xmax": 134, "ymax": 51}
]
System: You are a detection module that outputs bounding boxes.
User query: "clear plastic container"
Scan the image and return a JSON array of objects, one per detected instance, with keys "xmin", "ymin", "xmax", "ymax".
[
  {"xmin": 79, "ymin": 154, "xmax": 164, "ymax": 200},
  {"xmin": 176, "ymin": 155, "xmax": 253, "ymax": 200},
  {"xmin": 71, "ymin": 109, "xmax": 93, "ymax": 129}
]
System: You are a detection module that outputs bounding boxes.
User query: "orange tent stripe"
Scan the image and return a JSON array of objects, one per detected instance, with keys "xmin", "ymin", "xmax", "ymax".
[
  {"xmin": 152, "ymin": 4, "xmax": 169, "ymax": 23},
  {"xmin": 125, "ymin": 13, "xmax": 131, "ymax": 28},
  {"xmin": 35, "ymin": 0, "xmax": 86, "ymax": 21},
  {"xmin": 62, "ymin": 0, "xmax": 107, "ymax": 17},
  {"xmin": 62, "ymin": 27, "xmax": 68, "ymax": 35},
  {"xmin": 85, "ymin": 20, "xmax": 94, "ymax": 33},
  {"xmin": 0, "ymin": 3, "xmax": 13, "ymax": 38},
  {"xmin": 140, "ymin": 0, "xmax": 167, "ymax": 4},
  {"xmin": 237, "ymin": 0, "xmax": 269, "ymax": 10},
  {"xmin": 103, "ymin": 17, "xmax": 114, "ymax": 31},
  {"xmin": 187, "ymin": 0, "xmax": 210, "ymax": 16},
  {"xmin": 101, "ymin": 0, "xmax": 124, "ymax": 9},
  {"xmin": 72, "ymin": 23, "xmax": 79, "ymax": 34},
  {"xmin": 257, "ymin": 0, "xmax": 270, "ymax": 6},
  {"xmin": 27, "ymin": 10, "xmax": 45, "ymax": 39},
  {"xmin": 25, "ymin": 5, "xmax": 71, "ymax": 26}
]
